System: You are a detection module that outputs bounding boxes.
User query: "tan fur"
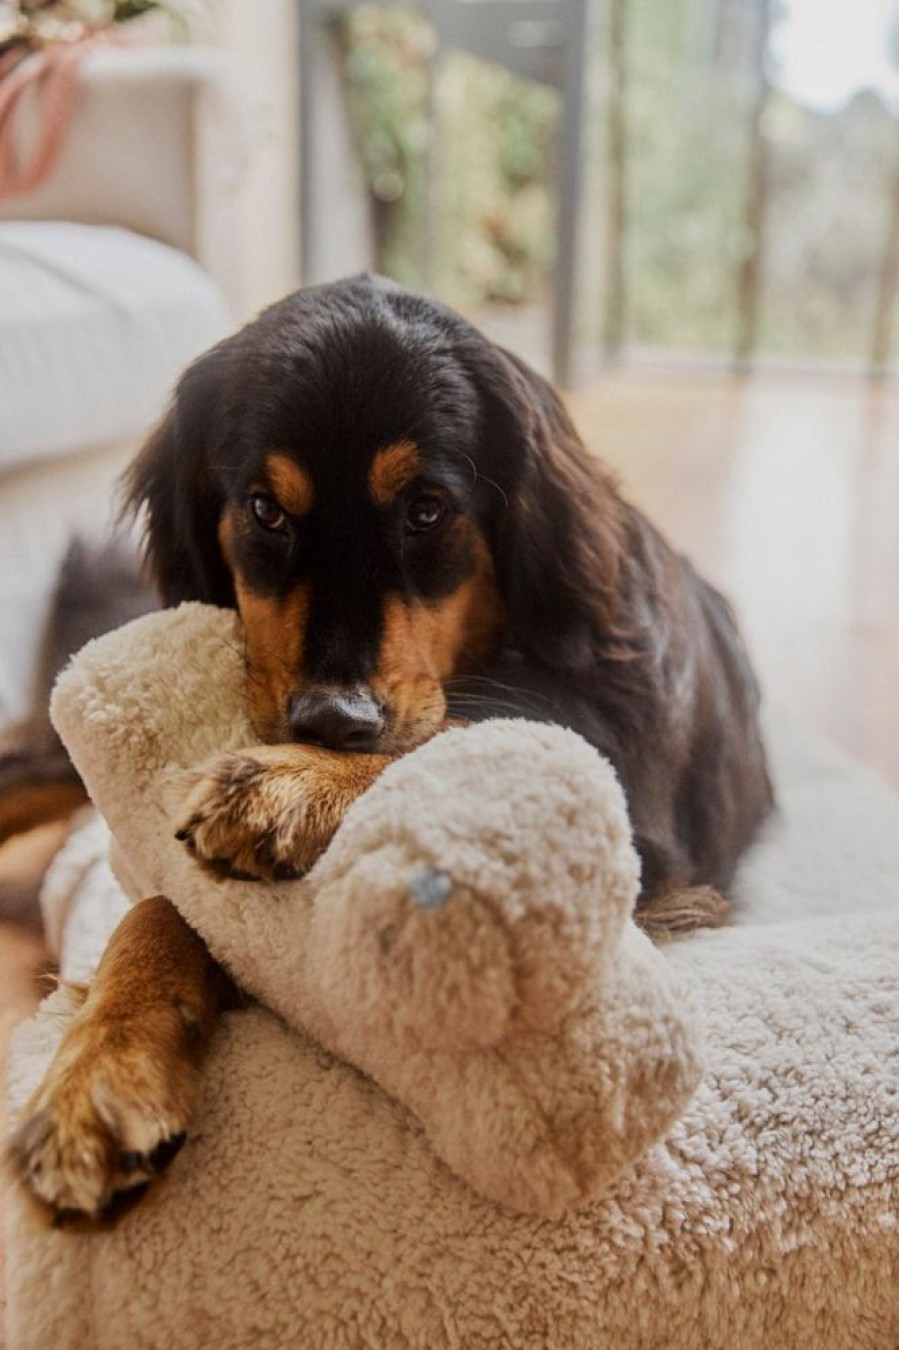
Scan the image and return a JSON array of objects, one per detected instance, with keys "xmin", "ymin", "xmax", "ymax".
[
  {"xmin": 635, "ymin": 886, "xmax": 730, "ymax": 941},
  {"xmin": 238, "ymin": 586, "xmax": 311, "ymax": 740},
  {"xmin": 175, "ymin": 744, "xmax": 390, "ymax": 881},
  {"xmin": 372, "ymin": 529, "xmax": 503, "ymax": 751},
  {"xmin": 219, "ymin": 508, "xmax": 311, "ymax": 740},
  {"xmin": 6, "ymin": 897, "xmax": 232, "ymax": 1223},
  {"xmin": 264, "ymin": 451, "xmax": 315, "ymax": 517},
  {"xmin": 368, "ymin": 440, "xmax": 422, "ymax": 507}
]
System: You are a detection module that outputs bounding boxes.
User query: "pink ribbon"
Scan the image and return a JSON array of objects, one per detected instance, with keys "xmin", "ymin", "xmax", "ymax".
[{"xmin": 0, "ymin": 33, "xmax": 122, "ymax": 203}]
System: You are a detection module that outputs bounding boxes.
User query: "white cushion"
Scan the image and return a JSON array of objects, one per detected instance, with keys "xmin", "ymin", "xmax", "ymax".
[{"xmin": 0, "ymin": 221, "xmax": 230, "ymax": 469}]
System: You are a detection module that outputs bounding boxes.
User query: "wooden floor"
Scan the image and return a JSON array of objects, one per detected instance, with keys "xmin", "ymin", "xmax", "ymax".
[{"xmin": 0, "ymin": 371, "xmax": 897, "ymax": 1336}]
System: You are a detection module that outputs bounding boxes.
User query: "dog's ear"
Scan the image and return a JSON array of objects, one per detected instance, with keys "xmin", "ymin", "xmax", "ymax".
[
  {"xmin": 470, "ymin": 346, "xmax": 633, "ymax": 672},
  {"xmin": 122, "ymin": 351, "xmax": 235, "ymax": 607}
]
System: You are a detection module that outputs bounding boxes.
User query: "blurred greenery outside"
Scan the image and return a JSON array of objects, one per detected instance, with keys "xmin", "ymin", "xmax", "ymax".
[
  {"xmin": 336, "ymin": 8, "xmax": 558, "ymax": 309},
  {"xmin": 337, "ymin": 1, "xmax": 899, "ymax": 369}
]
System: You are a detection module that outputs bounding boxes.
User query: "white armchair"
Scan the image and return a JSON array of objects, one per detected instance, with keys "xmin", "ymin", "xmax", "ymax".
[{"xmin": 0, "ymin": 45, "xmax": 246, "ymax": 726}]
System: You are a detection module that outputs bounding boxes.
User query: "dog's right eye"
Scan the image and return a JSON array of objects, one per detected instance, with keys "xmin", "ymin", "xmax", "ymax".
[{"xmin": 249, "ymin": 494, "xmax": 288, "ymax": 533}]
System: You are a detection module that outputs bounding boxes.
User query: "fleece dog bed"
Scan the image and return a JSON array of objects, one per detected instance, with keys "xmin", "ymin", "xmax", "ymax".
[{"xmin": 5, "ymin": 605, "xmax": 899, "ymax": 1350}]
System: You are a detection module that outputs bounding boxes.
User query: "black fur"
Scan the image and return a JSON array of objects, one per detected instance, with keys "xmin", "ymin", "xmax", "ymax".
[{"xmin": 126, "ymin": 275, "xmax": 773, "ymax": 907}]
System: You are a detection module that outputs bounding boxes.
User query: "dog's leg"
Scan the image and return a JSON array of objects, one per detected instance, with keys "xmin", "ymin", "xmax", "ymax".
[
  {"xmin": 175, "ymin": 744, "xmax": 392, "ymax": 882},
  {"xmin": 6, "ymin": 895, "xmax": 235, "ymax": 1225}
]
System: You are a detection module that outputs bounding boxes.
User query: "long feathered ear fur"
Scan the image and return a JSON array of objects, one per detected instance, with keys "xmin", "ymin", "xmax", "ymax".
[
  {"xmin": 470, "ymin": 346, "xmax": 639, "ymax": 674},
  {"xmin": 122, "ymin": 351, "xmax": 235, "ymax": 608}
]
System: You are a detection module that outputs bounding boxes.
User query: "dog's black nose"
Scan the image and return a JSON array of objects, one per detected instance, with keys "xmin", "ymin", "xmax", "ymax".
[{"xmin": 288, "ymin": 687, "xmax": 385, "ymax": 752}]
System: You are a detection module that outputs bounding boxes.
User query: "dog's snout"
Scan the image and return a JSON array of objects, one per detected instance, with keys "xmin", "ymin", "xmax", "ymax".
[{"xmin": 288, "ymin": 687, "xmax": 385, "ymax": 752}]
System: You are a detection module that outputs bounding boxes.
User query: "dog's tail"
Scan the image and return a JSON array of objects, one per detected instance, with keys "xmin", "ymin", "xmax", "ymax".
[{"xmin": 0, "ymin": 537, "xmax": 157, "ymax": 922}]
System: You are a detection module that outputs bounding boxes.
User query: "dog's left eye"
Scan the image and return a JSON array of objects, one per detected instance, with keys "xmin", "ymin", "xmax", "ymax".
[
  {"xmin": 249, "ymin": 494, "xmax": 288, "ymax": 533},
  {"xmin": 405, "ymin": 494, "xmax": 447, "ymax": 534}
]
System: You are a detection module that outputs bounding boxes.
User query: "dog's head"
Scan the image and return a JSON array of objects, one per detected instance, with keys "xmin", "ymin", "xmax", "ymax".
[{"xmin": 126, "ymin": 276, "xmax": 624, "ymax": 753}]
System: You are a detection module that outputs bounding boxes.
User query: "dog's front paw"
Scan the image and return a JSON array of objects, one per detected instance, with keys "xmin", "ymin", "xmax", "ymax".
[
  {"xmin": 174, "ymin": 747, "xmax": 342, "ymax": 883},
  {"xmin": 7, "ymin": 1008, "xmax": 192, "ymax": 1226}
]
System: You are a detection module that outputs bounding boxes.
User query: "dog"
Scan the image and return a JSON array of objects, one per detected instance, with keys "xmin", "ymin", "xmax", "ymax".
[{"xmin": 6, "ymin": 275, "xmax": 773, "ymax": 1223}]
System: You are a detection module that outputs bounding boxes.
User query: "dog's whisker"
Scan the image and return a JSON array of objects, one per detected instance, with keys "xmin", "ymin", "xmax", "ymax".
[
  {"xmin": 449, "ymin": 450, "xmax": 509, "ymax": 509},
  {"xmin": 445, "ymin": 694, "xmax": 551, "ymax": 720},
  {"xmin": 444, "ymin": 676, "xmax": 554, "ymax": 708}
]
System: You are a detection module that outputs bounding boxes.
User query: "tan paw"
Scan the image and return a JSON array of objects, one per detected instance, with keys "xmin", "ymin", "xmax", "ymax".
[
  {"xmin": 173, "ymin": 746, "xmax": 349, "ymax": 883},
  {"xmin": 7, "ymin": 1011, "xmax": 193, "ymax": 1225}
]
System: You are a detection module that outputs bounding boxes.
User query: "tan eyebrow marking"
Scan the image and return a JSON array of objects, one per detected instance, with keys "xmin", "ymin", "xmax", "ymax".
[
  {"xmin": 368, "ymin": 440, "xmax": 422, "ymax": 507},
  {"xmin": 264, "ymin": 451, "xmax": 315, "ymax": 517}
]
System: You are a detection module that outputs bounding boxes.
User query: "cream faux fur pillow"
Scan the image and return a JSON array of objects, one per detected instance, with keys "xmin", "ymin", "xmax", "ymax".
[{"xmin": 48, "ymin": 602, "xmax": 703, "ymax": 1218}]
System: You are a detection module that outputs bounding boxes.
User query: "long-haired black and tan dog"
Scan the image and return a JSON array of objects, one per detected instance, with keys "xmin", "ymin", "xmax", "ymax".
[{"xmin": 7, "ymin": 276, "xmax": 772, "ymax": 1223}]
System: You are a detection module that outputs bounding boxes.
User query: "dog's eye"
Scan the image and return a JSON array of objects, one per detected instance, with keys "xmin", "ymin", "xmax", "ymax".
[
  {"xmin": 405, "ymin": 494, "xmax": 446, "ymax": 534},
  {"xmin": 249, "ymin": 494, "xmax": 287, "ymax": 533}
]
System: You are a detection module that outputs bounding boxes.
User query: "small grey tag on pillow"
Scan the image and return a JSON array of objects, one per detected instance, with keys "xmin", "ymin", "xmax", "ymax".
[{"xmin": 408, "ymin": 867, "xmax": 453, "ymax": 909}]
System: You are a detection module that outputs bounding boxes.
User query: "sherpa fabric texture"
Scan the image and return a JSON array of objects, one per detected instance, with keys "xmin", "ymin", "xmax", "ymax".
[
  {"xmin": 43, "ymin": 603, "xmax": 707, "ymax": 1220},
  {"xmin": 6, "ymin": 604, "xmax": 899, "ymax": 1350}
]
